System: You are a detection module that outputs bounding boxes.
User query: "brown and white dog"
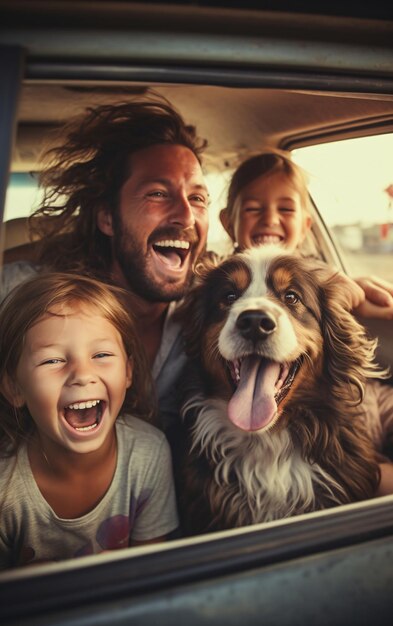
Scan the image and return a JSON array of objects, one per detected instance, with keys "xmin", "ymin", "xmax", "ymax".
[{"xmin": 177, "ymin": 246, "xmax": 385, "ymax": 535}]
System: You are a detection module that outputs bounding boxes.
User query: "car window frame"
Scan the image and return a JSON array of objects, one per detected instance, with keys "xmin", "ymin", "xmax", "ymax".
[{"xmin": 1, "ymin": 3, "xmax": 393, "ymax": 623}]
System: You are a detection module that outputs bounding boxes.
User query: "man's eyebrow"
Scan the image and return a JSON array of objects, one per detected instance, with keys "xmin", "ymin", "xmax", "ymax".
[
  {"xmin": 136, "ymin": 177, "xmax": 170, "ymax": 188},
  {"xmin": 192, "ymin": 183, "xmax": 210, "ymax": 197},
  {"xmin": 136, "ymin": 178, "xmax": 209, "ymax": 195}
]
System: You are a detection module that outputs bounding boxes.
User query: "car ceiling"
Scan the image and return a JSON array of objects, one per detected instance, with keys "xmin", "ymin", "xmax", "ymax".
[
  {"xmin": 13, "ymin": 83, "xmax": 393, "ymax": 173},
  {"xmin": 2, "ymin": 1, "xmax": 393, "ymax": 173}
]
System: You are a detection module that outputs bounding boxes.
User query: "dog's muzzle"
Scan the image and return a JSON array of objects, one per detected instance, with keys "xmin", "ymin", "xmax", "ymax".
[{"xmin": 236, "ymin": 309, "xmax": 276, "ymax": 342}]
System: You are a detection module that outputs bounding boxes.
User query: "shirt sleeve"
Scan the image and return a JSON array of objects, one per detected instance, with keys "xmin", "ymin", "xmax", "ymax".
[
  {"xmin": 131, "ymin": 435, "xmax": 179, "ymax": 541},
  {"xmin": 0, "ymin": 262, "xmax": 38, "ymax": 303}
]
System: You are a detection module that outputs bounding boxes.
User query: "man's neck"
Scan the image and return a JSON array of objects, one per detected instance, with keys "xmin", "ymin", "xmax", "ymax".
[
  {"xmin": 124, "ymin": 292, "xmax": 170, "ymax": 368},
  {"xmin": 109, "ymin": 264, "xmax": 171, "ymax": 367}
]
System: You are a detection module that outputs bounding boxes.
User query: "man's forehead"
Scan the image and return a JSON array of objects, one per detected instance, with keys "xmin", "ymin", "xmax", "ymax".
[{"xmin": 126, "ymin": 143, "xmax": 204, "ymax": 180}]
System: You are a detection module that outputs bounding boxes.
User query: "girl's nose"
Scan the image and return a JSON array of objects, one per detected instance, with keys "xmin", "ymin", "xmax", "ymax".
[
  {"xmin": 259, "ymin": 206, "xmax": 279, "ymax": 226},
  {"xmin": 67, "ymin": 361, "xmax": 97, "ymax": 386}
]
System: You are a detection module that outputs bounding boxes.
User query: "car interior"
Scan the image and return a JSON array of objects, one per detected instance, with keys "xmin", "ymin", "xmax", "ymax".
[
  {"xmin": 0, "ymin": 1, "xmax": 393, "ymax": 624},
  {"xmin": 5, "ymin": 80, "xmax": 393, "ymax": 366}
]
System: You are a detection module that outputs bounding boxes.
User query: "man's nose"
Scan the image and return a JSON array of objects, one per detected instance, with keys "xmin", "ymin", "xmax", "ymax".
[{"xmin": 168, "ymin": 193, "xmax": 196, "ymax": 229}]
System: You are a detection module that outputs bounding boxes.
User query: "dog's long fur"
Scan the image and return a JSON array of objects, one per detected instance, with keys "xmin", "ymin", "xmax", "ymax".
[{"xmin": 177, "ymin": 246, "xmax": 386, "ymax": 534}]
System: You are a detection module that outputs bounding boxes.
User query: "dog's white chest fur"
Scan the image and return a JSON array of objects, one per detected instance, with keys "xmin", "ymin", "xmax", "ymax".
[{"xmin": 185, "ymin": 397, "xmax": 343, "ymax": 526}]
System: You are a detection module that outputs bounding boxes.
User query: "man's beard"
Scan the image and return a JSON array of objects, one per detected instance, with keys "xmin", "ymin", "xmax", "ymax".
[{"xmin": 112, "ymin": 220, "xmax": 195, "ymax": 303}]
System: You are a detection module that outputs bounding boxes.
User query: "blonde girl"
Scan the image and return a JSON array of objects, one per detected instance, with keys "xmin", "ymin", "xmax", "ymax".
[
  {"xmin": 220, "ymin": 151, "xmax": 393, "ymax": 318},
  {"xmin": 0, "ymin": 273, "xmax": 178, "ymax": 569},
  {"xmin": 220, "ymin": 151, "xmax": 312, "ymax": 254}
]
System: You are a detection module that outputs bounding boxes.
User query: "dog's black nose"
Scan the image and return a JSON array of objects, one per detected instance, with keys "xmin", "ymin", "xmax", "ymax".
[{"xmin": 236, "ymin": 310, "xmax": 276, "ymax": 341}]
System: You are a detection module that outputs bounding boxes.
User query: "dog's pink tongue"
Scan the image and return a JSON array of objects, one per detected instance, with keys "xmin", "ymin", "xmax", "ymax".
[{"xmin": 228, "ymin": 357, "xmax": 280, "ymax": 431}]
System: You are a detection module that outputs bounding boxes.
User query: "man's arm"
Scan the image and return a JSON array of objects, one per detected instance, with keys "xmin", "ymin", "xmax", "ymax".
[{"xmin": 353, "ymin": 276, "xmax": 393, "ymax": 320}]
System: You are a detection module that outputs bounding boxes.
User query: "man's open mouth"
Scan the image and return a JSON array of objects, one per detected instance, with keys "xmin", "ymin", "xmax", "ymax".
[
  {"xmin": 151, "ymin": 239, "xmax": 191, "ymax": 269},
  {"xmin": 63, "ymin": 399, "xmax": 104, "ymax": 432},
  {"xmin": 226, "ymin": 356, "xmax": 301, "ymax": 432}
]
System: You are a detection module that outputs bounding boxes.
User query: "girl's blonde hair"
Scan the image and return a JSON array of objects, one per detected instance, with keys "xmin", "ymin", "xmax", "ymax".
[
  {"xmin": 225, "ymin": 151, "xmax": 311, "ymax": 235},
  {"xmin": 0, "ymin": 272, "xmax": 156, "ymax": 455}
]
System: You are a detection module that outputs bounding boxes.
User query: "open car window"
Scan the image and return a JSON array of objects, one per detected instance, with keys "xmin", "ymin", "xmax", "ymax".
[{"xmin": 293, "ymin": 134, "xmax": 393, "ymax": 283}]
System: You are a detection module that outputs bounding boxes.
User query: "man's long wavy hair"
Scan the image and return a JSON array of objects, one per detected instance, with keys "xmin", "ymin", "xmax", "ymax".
[
  {"xmin": 30, "ymin": 98, "xmax": 207, "ymax": 277},
  {"xmin": 0, "ymin": 272, "xmax": 157, "ymax": 456}
]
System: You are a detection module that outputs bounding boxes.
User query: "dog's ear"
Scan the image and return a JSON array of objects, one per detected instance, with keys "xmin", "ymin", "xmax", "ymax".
[{"xmin": 317, "ymin": 269, "xmax": 385, "ymax": 404}]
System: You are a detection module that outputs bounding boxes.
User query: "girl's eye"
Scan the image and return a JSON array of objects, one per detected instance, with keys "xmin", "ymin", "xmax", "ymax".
[
  {"xmin": 284, "ymin": 290, "xmax": 300, "ymax": 305},
  {"xmin": 40, "ymin": 358, "xmax": 64, "ymax": 366},
  {"xmin": 93, "ymin": 353, "xmax": 112, "ymax": 359},
  {"xmin": 243, "ymin": 206, "xmax": 260, "ymax": 214},
  {"xmin": 279, "ymin": 206, "xmax": 296, "ymax": 213}
]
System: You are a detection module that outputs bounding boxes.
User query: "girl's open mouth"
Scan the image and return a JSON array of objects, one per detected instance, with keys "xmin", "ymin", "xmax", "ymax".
[{"xmin": 63, "ymin": 399, "xmax": 104, "ymax": 433}]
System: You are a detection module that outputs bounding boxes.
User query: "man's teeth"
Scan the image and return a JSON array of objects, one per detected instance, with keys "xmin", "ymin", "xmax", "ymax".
[
  {"xmin": 154, "ymin": 240, "xmax": 190, "ymax": 249},
  {"xmin": 67, "ymin": 399, "xmax": 101, "ymax": 410}
]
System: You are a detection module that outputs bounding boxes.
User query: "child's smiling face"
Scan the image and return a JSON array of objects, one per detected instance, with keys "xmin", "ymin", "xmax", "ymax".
[
  {"xmin": 231, "ymin": 172, "xmax": 311, "ymax": 252},
  {"xmin": 13, "ymin": 302, "xmax": 132, "ymax": 456}
]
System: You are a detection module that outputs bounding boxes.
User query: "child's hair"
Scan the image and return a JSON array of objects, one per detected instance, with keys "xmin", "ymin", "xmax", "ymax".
[
  {"xmin": 225, "ymin": 151, "xmax": 311, "ymax": 235},
  {"xmin": 0, "ymin": 272, "xmax": 156, "ymax": 455}
]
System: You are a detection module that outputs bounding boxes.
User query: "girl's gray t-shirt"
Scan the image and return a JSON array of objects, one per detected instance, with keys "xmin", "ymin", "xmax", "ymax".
[{"xmin": 0, "ymin": 416, "xmax": 179, "ymax": 569}]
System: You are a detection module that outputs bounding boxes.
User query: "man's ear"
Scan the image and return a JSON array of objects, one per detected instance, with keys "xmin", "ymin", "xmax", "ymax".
[
  {"xmin": 1, "ymin": 375, "xmax": 25, "ymax": 408},
  {"xmin": 219, "ymin": 208, "xmax": 235, "ymax": 240},
  {"xmin": 97, "ymin": 209, "xmax": 114, "ymax": 237}
]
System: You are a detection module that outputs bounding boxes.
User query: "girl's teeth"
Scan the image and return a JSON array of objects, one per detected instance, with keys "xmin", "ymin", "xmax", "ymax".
[
  {"xmin": 67, "ymin": 399, "xmax": 100, "ymax": 410},
  {"xmin": 75, "ymin": 422, "xmax": 99, "ymax": 432}
]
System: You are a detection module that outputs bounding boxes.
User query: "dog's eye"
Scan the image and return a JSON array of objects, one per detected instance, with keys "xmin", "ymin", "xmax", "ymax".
[
  {"xmin": 224, "ymin": 291, "xmax": 238, "ymax": 305},
  {"xmin": 284, "ymin": 290, "xmax": 300, "ymax": 305}
]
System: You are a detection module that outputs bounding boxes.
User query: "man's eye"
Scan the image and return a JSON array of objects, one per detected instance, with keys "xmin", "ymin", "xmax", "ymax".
[
  {"xmin": 147, "ymin": 190, "xmax": 167, "ymax": 198},
  {"xmin": 190, "ymin": 194, "xmax": 208, "ymax": 207},
  {"xmin": 284, "ymin": 290, "xmax": 300, "ymax": 305}
]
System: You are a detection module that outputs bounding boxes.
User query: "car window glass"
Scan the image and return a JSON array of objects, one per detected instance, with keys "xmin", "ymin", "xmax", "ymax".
[
  {"xmin": 293, "ymin": 134, "xmax": 393, "ymax": 283},
  {"xmin": 4, "ymin": 172, "xmax": 41, "ymax": 221}
]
